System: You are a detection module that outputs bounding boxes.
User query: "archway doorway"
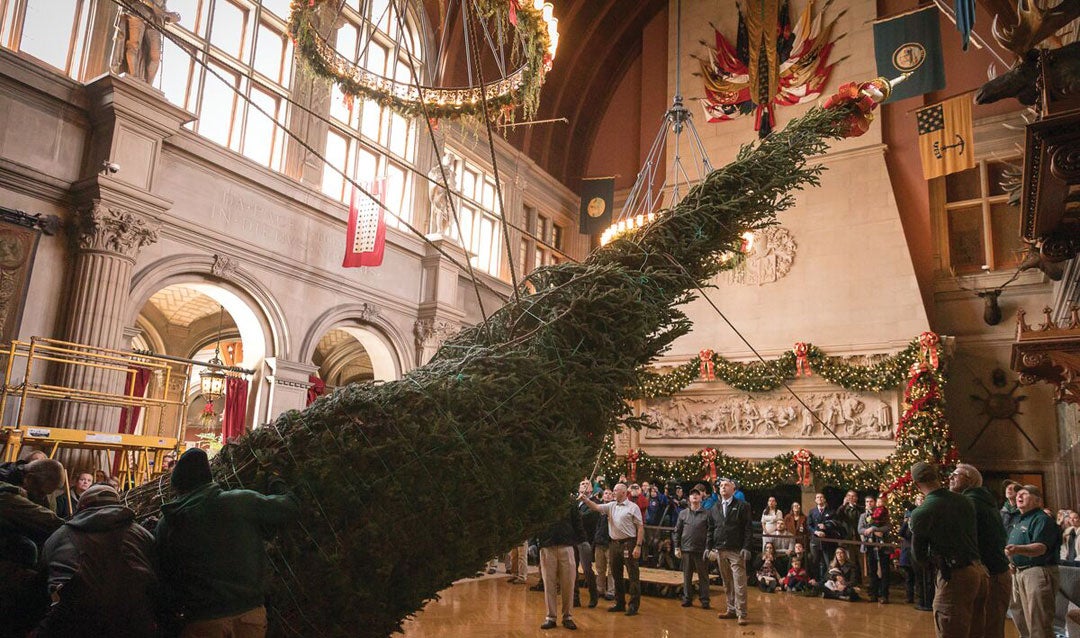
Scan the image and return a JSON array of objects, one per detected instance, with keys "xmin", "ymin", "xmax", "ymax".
[
  {"xmin": 134, "ymin": 282, "xmax": 266, "ymax": 448},
  {"xmin": 311, "ymin": 325, "xmax": 398, "ymax": 391}
]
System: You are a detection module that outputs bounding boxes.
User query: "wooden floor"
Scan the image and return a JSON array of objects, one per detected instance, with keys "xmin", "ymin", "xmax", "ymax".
[{"xmin": 402, "ymin": 570, "xmax": 1022, "ymax": 638}]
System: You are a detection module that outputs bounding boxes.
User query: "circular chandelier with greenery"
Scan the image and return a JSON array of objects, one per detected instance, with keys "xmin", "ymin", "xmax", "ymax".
[{"xmin": 289, "ymin": 0, "xmax": 559, "ymax": 121}]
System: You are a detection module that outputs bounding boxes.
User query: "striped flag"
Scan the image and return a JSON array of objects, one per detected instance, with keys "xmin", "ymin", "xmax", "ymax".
[
  {"xmin": 343, "ymin": 180, "xmax": 387, "ymax": 268},
  {"xmin": 916, "ymin": 95, "xmax": 974, "ymax": 180}
]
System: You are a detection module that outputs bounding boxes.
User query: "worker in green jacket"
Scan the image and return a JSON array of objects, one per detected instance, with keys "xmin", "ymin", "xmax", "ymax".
[
  {"xmin": 948, "ymin": 463, "xmax": 1010, "ymax": 638},
  {"xmin": 156, "ymin": 448, "xmax": 299, "ymax": 637},
  {"xmin": 909, "ymin": 461, "xmax": 989, "ymax": 638}
]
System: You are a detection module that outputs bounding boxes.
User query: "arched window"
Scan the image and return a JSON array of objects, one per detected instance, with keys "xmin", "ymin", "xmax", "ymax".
[
  {"xmin": 1, "ymin": 0, "xmax": 92, "ymax": 78},
  {"xmin": 158, "ymin": 0, "xmax": 294, "ymax": 170},
  {"xmin": 321, "ymin": 0, "xmax": 422, "ymax": 229}
]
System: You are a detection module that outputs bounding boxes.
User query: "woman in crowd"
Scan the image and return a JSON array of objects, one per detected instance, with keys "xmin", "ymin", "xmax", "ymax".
[
  {"xmin": 822, "ymin": 568, "xmax": 861, "ymax": 602},
  {"xmin": 761, "ymin": 496, "xmax": 782, "ymax": 550},
  {"xmin": 899, "ymin": 505, "xmax": 916, "ymax": 603},
  {"xmin": 784, "ymin": 501, "xmax": 808, "ymax": 548},
  {"xmin": 1061, "ymin": 510, "xmax": 1080, "ymax": 563},
  {"xmin": 829, "ymin": 547, "xmax": 857, "ymax": 584}
]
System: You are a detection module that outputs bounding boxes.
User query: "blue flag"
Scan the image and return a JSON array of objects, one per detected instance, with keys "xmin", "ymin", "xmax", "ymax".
[{"xmin": 873, "ymin": 6, "xmax": 946, "ymax": 102}]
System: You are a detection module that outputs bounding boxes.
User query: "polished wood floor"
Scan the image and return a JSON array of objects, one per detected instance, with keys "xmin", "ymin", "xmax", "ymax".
[{"xmin": 402, "ymin": 569, "xmax": 1022, "ymax": 638}]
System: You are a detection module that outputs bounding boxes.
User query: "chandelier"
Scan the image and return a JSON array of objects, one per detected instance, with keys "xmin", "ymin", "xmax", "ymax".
[
  {"xmin": 600, "ymin": 0, "xmax": 712, "ymax": 247},
  {"xmin": 198, "ymin": 306, "xmax": 228, "ymax": 402}
]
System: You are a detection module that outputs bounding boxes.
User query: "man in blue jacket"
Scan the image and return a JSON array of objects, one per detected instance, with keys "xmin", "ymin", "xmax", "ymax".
[{"xmin": 156, "ymin": 448, "xmax": 299, "ymax": 637}]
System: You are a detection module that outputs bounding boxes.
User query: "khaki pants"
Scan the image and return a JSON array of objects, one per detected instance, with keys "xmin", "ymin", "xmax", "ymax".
[
  {"xmin": 181, "ymin": 606, "xmax": 267, "ymax": 638},
  {"xmin": 1015, "ymin": 566, "xmax": 1059, "ymax": 638},
  {"xmin": 982, "ymin": 571, "xmax": 1012, "ymax": 638},
  {"xmin": 715, "ymin": 549, "xmax": 747, "ymax": 619},
  {"xmin": 507, "ymin": 541, "xmax": 528, "ymax": 579},
  {"xmin": 933, "ymin": 563, "xmax": 988, "ymax": 638},
  {"xmin": 540, "ymin": 545, "xmax": 575, "ymax": 621},
  {"xmin": 1010, "ymin": 570, "xmax": 1030, "ymax": 638},
  {"xmin": 594, "ymin": 543, "xmax": 612, "ymax": 595}
]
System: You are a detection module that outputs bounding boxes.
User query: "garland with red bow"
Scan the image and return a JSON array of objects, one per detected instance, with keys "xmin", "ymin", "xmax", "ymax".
[
  {"xmin": 626, "ymin": 448, "xmax": 640, "ymax": 482},
  {"xmin": 701, "ymin": 447, "xmax": 718, "ymax": 481},
  {"xmin": 699, "ymin": 349, "xmax": 716, "ymax": 380},
  {"xmin": 793, "ymin": 448, "xmax": 813, "ymax": 486},
  {"xmin": 793, "ymin": 342, "xmax": 812, "ymax": 377}
]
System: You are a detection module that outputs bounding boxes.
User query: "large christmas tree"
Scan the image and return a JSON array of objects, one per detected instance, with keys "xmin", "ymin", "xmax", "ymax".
[{"xmin": 128, "ymin": 81, "xmax": 894, "ymax": 637}]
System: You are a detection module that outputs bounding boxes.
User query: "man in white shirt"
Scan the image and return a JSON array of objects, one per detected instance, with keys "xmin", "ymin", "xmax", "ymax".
[{"xmin": 580, "ymin": 482, "xmax": 644, "ymax": 616}]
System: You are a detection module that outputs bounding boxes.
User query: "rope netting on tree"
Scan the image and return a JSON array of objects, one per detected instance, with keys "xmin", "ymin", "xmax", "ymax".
[{"xmin": 124, "ymin": 81, "xmax": 891, "ymax": 637}]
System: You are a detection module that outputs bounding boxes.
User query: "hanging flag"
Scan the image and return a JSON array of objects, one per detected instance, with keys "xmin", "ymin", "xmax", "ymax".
[
  {"xmin": 343, "ymin": 180, "xmax": 387, "ymax": 267},
  {"xmin": 579, "ymin": 177, "xmax": 614, "ymax": 235},
  {"xmin": 955, "ymin": 0, "xmax": 976, "ymax": 51},
  {"xmin": 916, "ymin": 94, "xmax": 975, "ymax": 180},
  {"xmin": 873, "ymin": 6, "xmax": 946, "ymax": 102}
]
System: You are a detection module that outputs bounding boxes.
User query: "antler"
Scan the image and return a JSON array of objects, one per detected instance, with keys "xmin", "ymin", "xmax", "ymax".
[{"xmin": 992, "ymin": 0, "xmax": 1080, "ymax": 57}]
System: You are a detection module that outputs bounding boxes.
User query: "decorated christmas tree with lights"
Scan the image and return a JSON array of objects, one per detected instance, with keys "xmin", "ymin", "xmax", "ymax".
[{"xmin": 879, "ymin": 353, "xmax": 960, "ymax": 520}]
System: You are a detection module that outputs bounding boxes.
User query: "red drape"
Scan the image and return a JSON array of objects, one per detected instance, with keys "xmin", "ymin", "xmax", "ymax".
[
  {"xmin": 113, "ymin": 366, "xmax": 151, "ymax": 475},
  {"xmin": 306, "ymin": 374, "xmax": 326, "ymax": 406},
  {"xmin": 222, "ymin": 376, "xmax": 249, "ymax": 443}
]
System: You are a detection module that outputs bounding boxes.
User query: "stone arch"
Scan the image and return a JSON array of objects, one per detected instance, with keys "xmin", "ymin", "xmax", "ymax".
[
  {"xmin": 127, "ymin": 253, "xmax": 289, "ymax": 360},
  {"xmin": 299, "ymin": 304, "xmax": 411, "ymax": 382}
]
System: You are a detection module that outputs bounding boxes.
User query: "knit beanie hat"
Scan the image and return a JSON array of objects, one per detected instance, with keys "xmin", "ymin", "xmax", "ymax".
[
  {"xmin": 171, "ymin": 448, "xmax": 213, "ymax": 493},
  {"xmin": 77, "ymin": 484, "xmax": 120, "ymax": 511}
]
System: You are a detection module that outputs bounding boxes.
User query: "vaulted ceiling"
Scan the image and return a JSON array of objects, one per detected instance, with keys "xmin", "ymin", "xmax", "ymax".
[{"xmin": 422, "ymin": 0, "xmax": 667, "ymax": 188}]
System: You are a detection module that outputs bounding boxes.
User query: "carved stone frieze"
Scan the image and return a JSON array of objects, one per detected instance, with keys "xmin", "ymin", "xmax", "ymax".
[
  {"xmin": 643, "ymin": 390, "xmax": 894, "ymax": 440},
  {"xmin": 414, "ymin": 317, "xmax": 459, "ymax": 350},
  {"xmin": 210, "ymin": 254, "xmax": 239, "ymax": 279},
  {"xmin": 723, "ymin": 226, "xmax": 796, "ymax": 286},
  {"xmin": 74, "ymin": 202, "xmax": 158, "ymax": 258}
]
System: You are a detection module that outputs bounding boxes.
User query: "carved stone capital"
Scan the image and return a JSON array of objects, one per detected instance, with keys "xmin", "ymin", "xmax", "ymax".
[
  {"xmin": 414, "ymin": 317, "xmax": 459, "ymax": 350},
  {"xmin": 73, "ymin": 202, "xmax": 158, "ymax": 259}
]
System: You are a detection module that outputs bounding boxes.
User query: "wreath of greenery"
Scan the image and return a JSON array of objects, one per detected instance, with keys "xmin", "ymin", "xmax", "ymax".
[{"xmin": 289, "ymin": 0, "xmax": 554, "ymax": 121}]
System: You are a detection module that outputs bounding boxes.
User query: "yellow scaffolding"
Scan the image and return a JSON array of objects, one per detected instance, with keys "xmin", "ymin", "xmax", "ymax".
[{"xmin": 0, "ymin": 337, "xmax": 190, "ymax": 487}]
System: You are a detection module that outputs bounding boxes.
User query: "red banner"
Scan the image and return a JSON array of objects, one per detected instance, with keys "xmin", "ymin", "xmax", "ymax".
[{"xmin": 343, "ymin": 180, "xmax": 387, "ymax": 268}]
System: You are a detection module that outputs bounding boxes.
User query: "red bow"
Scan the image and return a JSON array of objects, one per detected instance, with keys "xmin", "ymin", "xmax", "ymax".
[
  {"xmin": 919, "ymin": 331, "xmax": 940, "ymax": 370},
  {"xmin": 699, "ymin": 349, "xmax": 716, "ymax": 381},
  {"xmin": 509, "ymin": 0, "xmax": 519, "ymax": 25},
  {"xmin": 793, "ymin": 448, "xmax": 812, "ymax": 486},
  {"xmin": 793, "ymin": 342, "xmax": 812, "ymax": 377},
  {"xmin": 700, "ymin": 447, "xmax": 718, "ymax": 481},
  {"xmin": 822, "ymin": 78, "xmax": 888, "ymax": 138},
  {"xmin": 627, "ymin": 448, "xmax": 639, "ymax": 482}
]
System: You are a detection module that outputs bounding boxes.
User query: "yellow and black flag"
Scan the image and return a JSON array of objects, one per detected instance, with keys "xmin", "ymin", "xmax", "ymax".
[
  {"xmin": 579, "ymin": 177, "xmax": 615, "ymax": 235},
  {"xmin": 916, "ymin": 94, "xmax": 974, "ymax": 180}
]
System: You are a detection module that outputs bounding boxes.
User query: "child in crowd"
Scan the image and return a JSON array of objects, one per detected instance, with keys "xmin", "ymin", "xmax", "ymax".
[
  {"xmin": 822, "ymin": 568, "xmax": 861, "ymax": 602},
  {"xmin": 782, "ymin": 557, "xmax": 810, "ymax": 592},
  {"xmin": 756, "ymin": 553, "xmax": 781, "ymax": 593}
]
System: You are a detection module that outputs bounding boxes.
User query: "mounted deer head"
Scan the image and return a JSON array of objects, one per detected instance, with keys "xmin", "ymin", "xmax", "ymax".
[{"xmin": 992, "ymin": 0, "xmax": 1080, "ymax": 57}]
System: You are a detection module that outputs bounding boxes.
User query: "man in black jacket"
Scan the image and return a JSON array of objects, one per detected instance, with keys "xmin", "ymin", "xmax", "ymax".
[
  {"xmin": 539, "ymin": 500, "xmax": 587, "ymax": 630},
  {"xmin": 37, "ymin": 484, "xmax": 158, "ymax": 637},
  {"xmin": 675, "ymin": 487, "xmax": 711, "ymax": 609},
  {"xmin": 706, "ymin": 478, "xmax": 753, "ymax": 626}
]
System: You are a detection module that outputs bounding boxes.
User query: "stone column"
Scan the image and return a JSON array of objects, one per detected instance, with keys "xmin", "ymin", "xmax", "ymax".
[
  {"xmin": 264, "ymin": 358, "xmax": 318, "ymax": 422},
  {"xmin": 52, "ymin": 202, "xmax": 158, "ymax": 439},
  {"xmin": 414, "ymin": 237, "xmax": 467, "ymax": 365}
]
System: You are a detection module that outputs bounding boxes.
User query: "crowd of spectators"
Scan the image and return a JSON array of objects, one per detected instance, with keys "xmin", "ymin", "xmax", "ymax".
[
  {"xmin": 0, "ymin": 448, "xmax": 296, "ymax": 637},
  {"xmin": 517, "ymin": 467, "xmax": 1078, "ymax": 635}
]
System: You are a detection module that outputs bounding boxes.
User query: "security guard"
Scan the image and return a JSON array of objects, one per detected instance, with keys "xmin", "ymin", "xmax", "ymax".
[
  {"xmin": 1005, "ymin": 485, "xmax": 1060, "ymax": 638},
  {"xmin": 909, "ymin": 462, "xmax": 989, "ymax": 638}
]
